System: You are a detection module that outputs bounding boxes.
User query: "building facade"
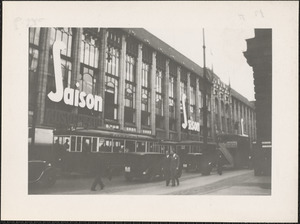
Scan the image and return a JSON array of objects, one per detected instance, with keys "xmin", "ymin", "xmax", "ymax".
[
  {"xmin": 210, "ymin": 74, "xmax": 256, "ymax": 144},
  {"xmin": 29, "ymin": 27, "xmax": 256, "ymax": 151},
  {"xmin": 244, "ymin": 29, "xmax": 271, "ymax": 175}
]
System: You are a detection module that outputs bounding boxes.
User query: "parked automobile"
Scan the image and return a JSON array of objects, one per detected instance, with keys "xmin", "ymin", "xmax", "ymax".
[
  {"xmin": 28, "ymin": 160, "xmax": 58, "ymax": 187},
  {"xmin": 124, "ymin": 152, "xmax": 164, "ymax": 182}
]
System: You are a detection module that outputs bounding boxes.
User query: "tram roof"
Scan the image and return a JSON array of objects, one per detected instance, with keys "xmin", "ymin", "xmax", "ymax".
[{"xmin": 54, "ymin": 129, "xmax": 155, "ymax": 140}]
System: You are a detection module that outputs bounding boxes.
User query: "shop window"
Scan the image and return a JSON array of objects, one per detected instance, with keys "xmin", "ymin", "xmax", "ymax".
[{"xmin": 125, "ymin": 140, "xmax": 135, "ymax": 152}]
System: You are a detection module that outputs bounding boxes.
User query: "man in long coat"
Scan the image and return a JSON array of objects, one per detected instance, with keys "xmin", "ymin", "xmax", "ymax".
[{"xmin": 170, "ymin": 149, "xmax": 180, "ymax": 186}]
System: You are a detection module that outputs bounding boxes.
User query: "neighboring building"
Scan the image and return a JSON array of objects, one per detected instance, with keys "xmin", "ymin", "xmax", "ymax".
[
  {"xmin": 29, "ymin": 28, "xmax": 256, "ymax": 154},
  {"xmin": 210, "ymin": 72, "xmax": 256, "ymax": 143},
  {"xmin": 244, "ymin": 29, "xmax": 272, "ymax": 175}
]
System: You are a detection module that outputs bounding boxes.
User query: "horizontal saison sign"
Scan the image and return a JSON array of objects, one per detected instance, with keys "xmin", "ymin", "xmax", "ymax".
[{"xmin": 44, "ymin": 109, "xmax": 101, "ymax": 128}]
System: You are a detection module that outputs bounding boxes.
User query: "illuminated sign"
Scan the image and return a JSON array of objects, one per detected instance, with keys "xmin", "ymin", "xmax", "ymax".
[
  {"xmin": 48, "ymin": 41, "xmax": 103, "ymax": 112},
  {"xmin": 142, "ymin": 129, "xmax": 152, "ymax": 135},
  {"xmin": 105, "ymin": 123, "xmax": 119, "ymax": 130},
  {"xmin": 125, "ymin": 127, "xmax": 137, "ymax": 132},
  {"xmin": 181, "ymin": 94, "xmax": 200, "ymax": 132}
]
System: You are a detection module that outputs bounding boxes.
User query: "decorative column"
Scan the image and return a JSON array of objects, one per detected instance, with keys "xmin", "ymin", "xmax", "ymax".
[
  {"xmin": 175, "ymin": 66, "xmax": 181, "ymax": 141},
  {"xmin": 150, "ymin": 51, "xmax": 156, "ymax": 136},
  {"xmin": 71, "ymin": 28, "xmax": 82, "ymax": 91},
  {"xmin": 195, "ymin": 78, "xmax": 200, "ymax": 122},
  {"xmin": 186, "ymin": 72, "xmax": 191, "ymax": 120},
  {"xmin": 163, "ymin": 59, "xmax": 170, "ymax": 139},
  {"xmin": 218, "ymin": 98, "xmax": 222, "ymax": 132},
  {"xmin": 118, "ymin": 35, "xmax": 126, "ymax": 130},
  {"xmin": 237, "ymin": 101, "xmax": 241, "ymax": 134},
  {"xmin": 98, "ymin": 28, "xmax": 107, "ymax": 125},
  {"xmin": 210, "ymin": 89, "xmax": 215, "ymax": 140},
  {"xmin": 135, "ymin": 43, "xmax": 143, "ymax": 133},
  {"xmin": 241, "ymin": 104, "xmax": 245, "ymax": 135},
  {"xmin": 70, "ymin": 28, "xmax": 82, "ymax": 115},
  {"xmin": 36, "ymin": 28, "xmax": 51, "ymax": 125}
]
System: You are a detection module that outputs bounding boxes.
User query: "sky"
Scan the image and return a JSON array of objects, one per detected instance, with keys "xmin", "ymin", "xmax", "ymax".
[{"xmin": 145, "ymin": 27, "xmax": 256, "ymax": 101}]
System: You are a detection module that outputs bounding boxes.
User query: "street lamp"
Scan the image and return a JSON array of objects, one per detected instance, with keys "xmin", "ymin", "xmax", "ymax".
[{"xmin": 202, "ymin": 28, "xmax": 208, "ymax": 149}]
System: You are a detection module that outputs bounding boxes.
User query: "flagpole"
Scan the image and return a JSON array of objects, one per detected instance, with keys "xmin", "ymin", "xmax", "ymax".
[{"xmin": 202, "ymin": 28, "xmax": 208, "ymax": 149}]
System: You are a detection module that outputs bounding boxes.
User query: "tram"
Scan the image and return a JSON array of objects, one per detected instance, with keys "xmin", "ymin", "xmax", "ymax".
[{"xmin": 51, "ymin": 128, "xmax": 218, "ymax": 180}]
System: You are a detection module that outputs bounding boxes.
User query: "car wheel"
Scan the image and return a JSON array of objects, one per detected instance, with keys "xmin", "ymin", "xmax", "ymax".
[{"xmin": 41, "ymin": 170, "xmax": 57, "ymax": 187}]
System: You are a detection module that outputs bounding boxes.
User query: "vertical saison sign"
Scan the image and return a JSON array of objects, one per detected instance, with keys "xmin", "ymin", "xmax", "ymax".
[{"xmin": 48, "ymin": 41, "xmax": 103, "ymax": 111}]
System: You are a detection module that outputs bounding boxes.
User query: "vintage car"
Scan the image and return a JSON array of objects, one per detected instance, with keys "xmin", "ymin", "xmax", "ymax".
[
  {"xmin": 124, "ymin": 152, "xmax": 165, "ymax": 182},
  {"xmin": 184, "ymin": 153, "xmax": 214, "ymax": 175},
  {"xmin": 28, "ymin": 160, "xmax": 58, "ymax": 187}
]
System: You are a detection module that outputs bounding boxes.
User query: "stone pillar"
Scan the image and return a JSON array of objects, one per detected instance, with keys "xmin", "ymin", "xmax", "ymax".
[
  {"xmin": 210, "ymin": 90, "xmax": 215, "ymax": 140},
  {"xmin": 36, "ymin": 28, "xmax": 51, "ymax": 125},
  {"xmin": 218, "ymin": 99, "xmax": 222, "ymax": 132},
  {"xmin": 186, "ymin": 72, "xmax": 191, "ymax": 120},
  {"xmin": 237, "ymin": 101, "xmax": 241, "ymax": 134},
  {"xmin": 195, "ymin": 78, "xmax": 200, "ymax": 122},
  {"xmin": 98, "ymin": 28, "xmax": 107, "ymax": 125},
  {"xmin": 175, "ymin": 66, "xmax": 181, "ymax": 141},
  {"xmin": 135, "ymin": 43, "xmax": 143, "ymax": 133},
  {"xmin": 71, "ymin": 28, "xmax": 82, "ymax": 90},
  {"xmin": 70, "ymin": 28, "xmax": 82, "ymax": 115},
  {"xmin": 150, "ymin": 51, "xmax": 156, "ymax": 136},
  {"xmin": 232, "ymin": 98, "xmax": 235, "ymax": 130},
  {"xmin": 241, "ymin": 104, "xmax": 245, "ymax": 135},
  {"xmin": 163, "ymin": 59, "xmax": 170, "ymax": 139},
  {"xmin": 118, "ymin": 35, "xmax": 126, "ymax": 130}
]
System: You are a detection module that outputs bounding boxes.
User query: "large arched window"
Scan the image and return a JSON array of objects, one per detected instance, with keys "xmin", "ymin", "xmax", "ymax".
[
  {"xmin": 104, "ymin": 77, "xmax": 118, "ymax": 121},
  {"xmin": 29, "ymin": 28, "xmax": 41, "ymax": 124},
  {"xmin": 104, "ymin": 30, "xmax": 121, "ymax": 121}
]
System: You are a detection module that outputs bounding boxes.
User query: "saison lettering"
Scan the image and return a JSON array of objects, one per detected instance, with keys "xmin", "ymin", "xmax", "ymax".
[{"xmin": 47, "ymin": 41, "xmax": 103, "ymax": 112}]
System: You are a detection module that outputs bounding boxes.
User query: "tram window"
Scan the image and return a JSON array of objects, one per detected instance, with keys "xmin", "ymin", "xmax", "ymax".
[
  {"xmin": 125, "ymin": 140, "xmax": 135, "ymax": 152},
  {"xmin": 54, "ymin": 136, "xmax": 59, "ymax": 143},
  {"xmin": 76, "ymin": 137, "xmax": 82, "ymax": 152},
  {"xmin": 153, "ymin": 145, "xmax": 160, "ymax": 153},
  {"xmin": 62, "ymin": 137, "xmax": 70, "ymax": 152},
  {"xmin": 169, "ymin": 145, "xmax": 175, "ymax": 153},
  {"xmin": 82, "ymin": 138, "xmax": 92, "ymax": 153},
  {"xmin": 113, "ymin": 140, "xmax": 125, "ymax": 153},
  {"xmin": 98, "ymin": 138, "xmax": 112, "ymax": 152},
  {"xmin": 70, "ymin": 136, "xmax": 76, "ymax": 152},
  {"xmin": 92, "ymin": 138, "xmax": 98, "ymax": 152},
  {"xmin": 147, "ymin": 142, "xmax": 154, "ymax": 152},
  {"xmin": 136, "ymin": 141, "xmax": 146, "ymax": 152}
]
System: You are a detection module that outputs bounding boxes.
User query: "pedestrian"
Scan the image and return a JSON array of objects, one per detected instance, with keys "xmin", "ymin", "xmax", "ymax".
[
  {"xmin": 170, "ymin": 149, "xmax": 180, "ymax": 186},
  {"xmin": 163, "ymin": 149, "xmax": 171, "ymax": 186},
  {"xmin": 217, "ymin": 152, "xmax": 223, "ymax": 175},
  {"xmin": 61, "ymin": 139, "xmax": 69, "ymax": 171},
  {"xmin": 91, "ymin": 158, "xmax": 111, "ymax": 191},
  {"xmin": 53, "ymin": 139, "xmax": 62, "ymax": 167}
]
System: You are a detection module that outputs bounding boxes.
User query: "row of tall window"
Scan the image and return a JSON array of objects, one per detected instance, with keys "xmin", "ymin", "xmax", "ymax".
[{"xmin": 29, "ymin": 27, "xmax": 41, "ymax": 117}]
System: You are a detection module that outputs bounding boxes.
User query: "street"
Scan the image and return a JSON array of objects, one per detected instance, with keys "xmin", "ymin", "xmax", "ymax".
[{"xmin": 29, "ymin": 169, "xmax": 271, "ymax": 195}]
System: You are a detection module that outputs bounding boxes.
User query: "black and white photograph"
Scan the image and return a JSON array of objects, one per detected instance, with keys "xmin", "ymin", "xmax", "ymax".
[
  {"xmin": 2, "ymin": 1, "xmax": 298, "ymax": 222},
  {"xmin": 27, "ymin": 27, "xmax": 271, "ymax": 196}
]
